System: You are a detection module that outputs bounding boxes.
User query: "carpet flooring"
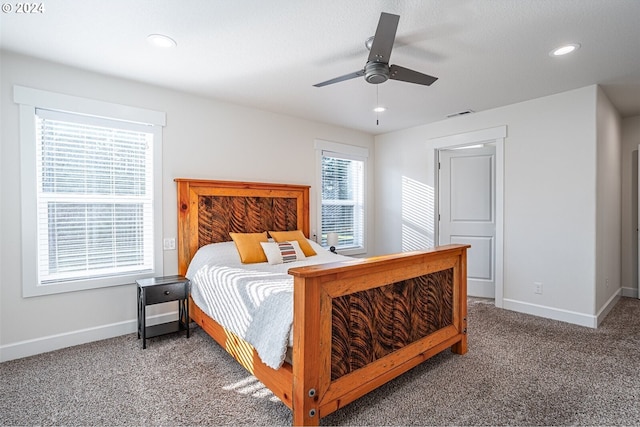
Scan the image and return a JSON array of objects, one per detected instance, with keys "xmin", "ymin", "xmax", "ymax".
[{"xmin": 1, "ymin": 297, "xmax": 640, "ymax": 426}]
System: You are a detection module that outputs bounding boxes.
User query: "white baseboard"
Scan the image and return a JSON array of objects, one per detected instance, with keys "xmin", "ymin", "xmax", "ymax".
[
  {"xmin": 596, "ymin": 290, "xmax": 621, "ymax": 327},
  {"xmin": 502, "ymin": 299, "xmax": 598, "ymax": 328},
  {"xmin": 622, "ymin": 286, "xmax": 638, "ymax": 298},
  {"xmin": 502, "ymin": 290, "xmax": 622, "ymax": 329},
  {"xmin": 0, "ymin": 311, "xmax": 178, "ymax": 362}
]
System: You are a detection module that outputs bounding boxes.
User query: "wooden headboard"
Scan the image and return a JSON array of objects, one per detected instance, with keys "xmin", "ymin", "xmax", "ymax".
[{"xmin": 175, "ymin": 179, "xmax": 310, "ymax": 275}]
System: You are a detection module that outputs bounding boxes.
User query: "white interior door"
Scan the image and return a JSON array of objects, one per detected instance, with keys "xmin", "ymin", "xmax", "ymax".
[{"xmin": 439, "ymin": 145, "xmax": 496, "ymax": 298}]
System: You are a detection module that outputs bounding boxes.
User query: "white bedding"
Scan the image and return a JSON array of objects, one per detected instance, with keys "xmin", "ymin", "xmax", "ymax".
[{"xmin": 186, "ymin": 239, "xmax": 352, "ymax": 369}]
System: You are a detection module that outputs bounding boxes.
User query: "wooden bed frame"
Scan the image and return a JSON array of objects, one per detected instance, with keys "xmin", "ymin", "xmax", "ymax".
[{"xmin": 176, "ymin": 178, "xmax": 469, "ymax": 426}]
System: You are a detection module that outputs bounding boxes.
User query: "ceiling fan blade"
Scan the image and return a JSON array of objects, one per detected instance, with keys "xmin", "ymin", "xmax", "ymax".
[
  {"xmin": 367, "ymin": 12, "xmax": 400, "ymax": 64},
  {"xmin": 389, "ymin": 64, "xmax": 438, "ymax": 86},
  {"xmin": 313, "ymin": 70, "xmax": 365, "ymax": 87}
]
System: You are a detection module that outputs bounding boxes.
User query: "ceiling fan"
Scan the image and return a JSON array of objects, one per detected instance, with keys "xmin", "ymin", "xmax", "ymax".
[{"xmin": 313, "ymin": 12, "xmax": 438, "ymax": 88}]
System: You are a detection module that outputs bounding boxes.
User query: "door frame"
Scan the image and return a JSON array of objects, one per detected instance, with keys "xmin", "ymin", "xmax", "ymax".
[{"xmin": 430, "ymin": 126, "xmax": 506, "ymax": 307}]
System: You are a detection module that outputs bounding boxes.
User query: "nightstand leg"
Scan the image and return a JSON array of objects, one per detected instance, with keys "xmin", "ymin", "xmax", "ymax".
[
  {"xmin": 178, "ymin": 298, "xmax": 190, "ymax": 339},
  {"xmin": 141, "ymin": 288, "xmax": 147, "ymax": 349},
  {"xmin": 185, "ymin": 298, "xmax": 190, "ymax": 338},
  {"xmin": 137, "ymin": 286, "xmax": 141, "ymax": 339}
]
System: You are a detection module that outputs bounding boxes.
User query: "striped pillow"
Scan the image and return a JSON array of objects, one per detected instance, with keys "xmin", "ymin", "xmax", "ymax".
[
  {"xmin": 278, "ymin": 242, "xmax": 298, "ymax": 263},
  {"xmin": 260, "ymin": 240, "xmax": 307, "ymax": 265}
]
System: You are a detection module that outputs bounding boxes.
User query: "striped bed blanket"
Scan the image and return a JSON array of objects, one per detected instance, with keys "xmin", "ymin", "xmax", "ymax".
[{"xmin": 186, "ymin": 240, "xmax": 350, "ymax": 369}]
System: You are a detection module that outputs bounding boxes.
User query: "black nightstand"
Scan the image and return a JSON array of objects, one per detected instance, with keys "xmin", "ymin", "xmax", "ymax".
[{"xmin": 136, "ymin": 275, "xmax": 190, "ymax": 349}]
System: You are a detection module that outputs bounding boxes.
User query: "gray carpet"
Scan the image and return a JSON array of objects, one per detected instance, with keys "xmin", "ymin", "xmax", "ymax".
[{"xmin": 2, "ymin": 297, "xmax": 640, "ymax": 426}]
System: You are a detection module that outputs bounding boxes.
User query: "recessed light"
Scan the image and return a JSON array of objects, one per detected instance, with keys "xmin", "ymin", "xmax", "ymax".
[
  {"xmin": 373, "ymin": 106, "xmax": 386, "ymax": 113},
  {"xmin": 147, "ymin": 34, "xmax": 177, "ymax": 48},
  {"xmin": 550, "ymin": 43, "xmax": 580, "ymax": 57}
]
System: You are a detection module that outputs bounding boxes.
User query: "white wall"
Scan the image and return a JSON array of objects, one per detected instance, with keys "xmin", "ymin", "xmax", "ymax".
[
  {"xmin": 0, "ymin": 51, "xmax": 375, "ymax": 360},
  {"xmin": 621, "ymin": 115, "xmax": 640, "ymax": 297},
  {"xmin": 375, "ymin": 86, "xmax": 603, "ymax": 326},
  {"xmin": 595, "ymin": 87, "xmax": 622, "ymax": 315}
]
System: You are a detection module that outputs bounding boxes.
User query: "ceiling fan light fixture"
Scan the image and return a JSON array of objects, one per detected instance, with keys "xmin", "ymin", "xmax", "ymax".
[
  {"xmin": 550, "ymin": 43, "xmax": 580, "ymax": 57},
  {"xmin": 147, "ymin": 34, "xmax": 177, "ymax": 48}
]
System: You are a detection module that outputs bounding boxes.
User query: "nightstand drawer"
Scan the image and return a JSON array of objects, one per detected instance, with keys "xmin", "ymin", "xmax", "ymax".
[{"xmin": 145, "ymin": 282, "xmax": 187, "ymax": 304}]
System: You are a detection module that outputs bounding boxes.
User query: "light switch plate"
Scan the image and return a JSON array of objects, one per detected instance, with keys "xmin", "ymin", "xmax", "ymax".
[{"xmin": 163, "ymin": 238, "xmax": 176, "ymax": 250}]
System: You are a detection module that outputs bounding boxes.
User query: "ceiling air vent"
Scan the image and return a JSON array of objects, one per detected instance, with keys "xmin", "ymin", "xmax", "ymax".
[{"xmin": 446, "ymin": 110, "xmax": 475, "ymax": 118}]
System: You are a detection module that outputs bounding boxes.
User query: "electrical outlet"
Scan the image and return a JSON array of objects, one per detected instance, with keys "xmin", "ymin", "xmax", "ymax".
[
  {"xmin": 534, "ymin": 282, "xmax": 543, "ymax": 294},
  {"xmin": 163, "ymin": 238, "xmax": 176, "ymax": 250}
]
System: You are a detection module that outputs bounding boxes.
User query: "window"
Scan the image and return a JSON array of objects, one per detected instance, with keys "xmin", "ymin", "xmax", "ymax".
[
  {"xmin": 315, "ymin": 140, "xmax": 368, "ymax": 255},
  {"xmin": 35, "ymin": 110, "xmax": 155, "ymax": 284},
  {"xmin": 16, "ymin": 86, "xmax": 165, "ymax": 296}
]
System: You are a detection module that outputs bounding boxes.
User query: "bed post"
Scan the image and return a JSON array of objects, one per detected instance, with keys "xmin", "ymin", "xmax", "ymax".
[
  {"xmin": 292, "ymin": 277, "xmax": 326, "ymax": 425},
  {"xmin": 176, "ymin": 179, "xmax": 192, "ymax": 276},
  {"xmin": 451, "ymin": 246, "xmax": 468, "ymax": 355}
]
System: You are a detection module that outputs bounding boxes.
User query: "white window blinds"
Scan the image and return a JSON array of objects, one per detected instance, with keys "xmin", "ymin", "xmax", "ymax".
[
  {"xmin": 321, "ymin": 151, "xmax": 365, "ymax": 251},
  {"xmin": 35, "ymin": 109, "xmax": 155, "ymax": 285}
]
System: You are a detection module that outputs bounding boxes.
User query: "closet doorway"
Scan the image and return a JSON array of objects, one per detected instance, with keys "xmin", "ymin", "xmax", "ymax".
[{"xmin": 431, "ymin": 126, "xmax": 506, "ymax": 306}]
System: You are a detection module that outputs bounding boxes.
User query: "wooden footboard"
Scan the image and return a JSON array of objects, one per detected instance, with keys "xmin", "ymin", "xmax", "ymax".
[
  {"xmin": 188, "ymin": 244, "xmax": 468, "ymax": 426},
  {"xmin": 288, "ymin": 244, "xmax": 468, "ymax": 425}
]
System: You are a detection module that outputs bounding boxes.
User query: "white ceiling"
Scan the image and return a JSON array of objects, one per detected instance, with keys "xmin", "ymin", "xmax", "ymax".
[{"xmin": 2, "ymin": 0, "xmax": 639, "ymax": 135}]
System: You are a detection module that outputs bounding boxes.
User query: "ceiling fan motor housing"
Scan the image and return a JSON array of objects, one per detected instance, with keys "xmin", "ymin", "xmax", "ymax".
[{"xmin": 365, "ymin": 61, "xmax": 389, "ymax": 84}]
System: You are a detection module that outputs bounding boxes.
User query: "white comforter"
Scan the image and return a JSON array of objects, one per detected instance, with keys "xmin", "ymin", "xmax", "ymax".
[{"xmin": 186, "ymin": 239, "xmax": 351, "ymax": 369}]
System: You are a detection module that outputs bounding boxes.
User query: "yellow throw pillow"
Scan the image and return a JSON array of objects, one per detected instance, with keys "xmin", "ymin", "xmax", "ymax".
[
  {"xmin": 229, "ymin": 232, "xmax": 268, "ymax": 263},
  {"xmin": 269, "ymin": 230, "xmax": 317, "ymax": 257}
]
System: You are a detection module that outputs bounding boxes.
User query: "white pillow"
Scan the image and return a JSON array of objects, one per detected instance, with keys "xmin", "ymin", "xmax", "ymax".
[{"xmin": 260, "ymin": 240, "xmax": 307, "ymax": 265}]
